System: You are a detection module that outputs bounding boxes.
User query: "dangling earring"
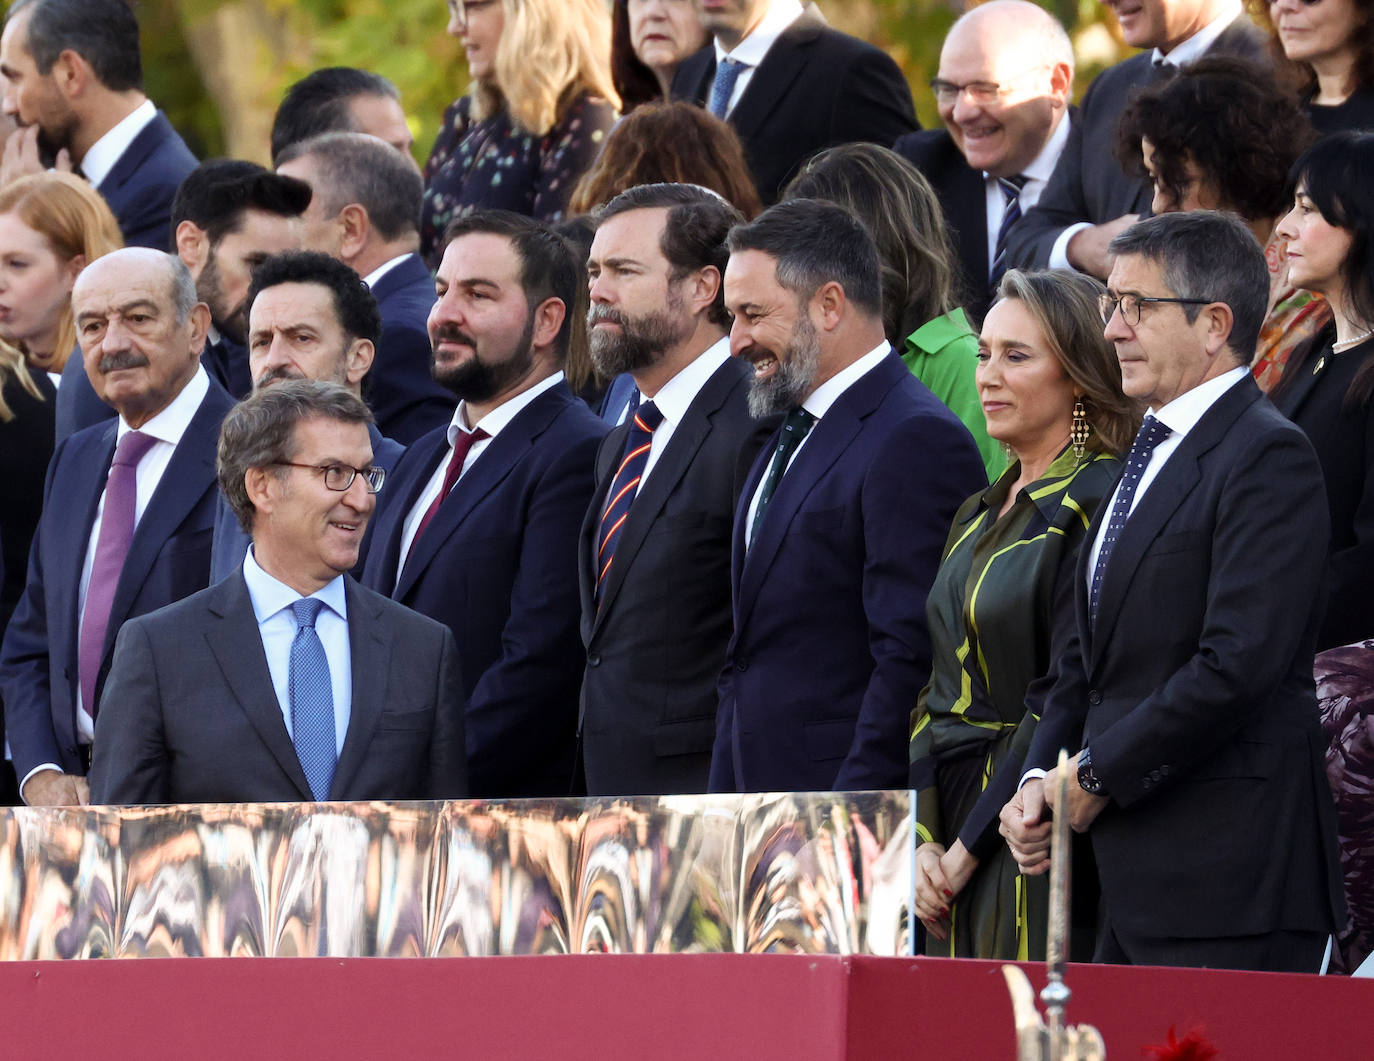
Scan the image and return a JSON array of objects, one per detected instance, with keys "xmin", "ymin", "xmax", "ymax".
[{"xmin": 1071, "ymin": 398, "xmax": 1089, "ymax": 461}]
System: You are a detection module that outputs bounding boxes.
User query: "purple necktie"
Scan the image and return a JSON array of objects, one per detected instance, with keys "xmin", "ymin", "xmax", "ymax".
[{"xmin": 79, "ymin": 430, "xmax": 157, "ymax": 718}]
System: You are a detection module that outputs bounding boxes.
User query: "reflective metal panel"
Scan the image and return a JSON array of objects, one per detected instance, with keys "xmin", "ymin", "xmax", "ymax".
[{"xmin": 0, "ymin": 791, "xmax": 911, "ymax": 959}]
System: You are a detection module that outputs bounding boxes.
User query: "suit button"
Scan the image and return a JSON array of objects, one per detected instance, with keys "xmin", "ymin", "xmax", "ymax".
[
  {"xmin": 735, "ymin": 659, "xmax": 749, "ymax": 673},
  {"xmin": 587, "ymin": 654, "xmax": 601, "ymax": 667},
  {"xmin": 1088, "ymin": 691, "xmax": 1102, "ymax": 706}
]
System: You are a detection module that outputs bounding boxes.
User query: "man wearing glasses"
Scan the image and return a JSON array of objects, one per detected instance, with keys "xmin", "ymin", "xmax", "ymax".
[
  {"xmin": 1001, "ymin": 212, "xmax": 1345, "ymax": 972},
  {"xmin": 894, "ymin": 0, "xmax": 1075, "ymax": 327},
  {"xmin": 90, "ymin": 378, "xmax": 466, "ymax": 804}
]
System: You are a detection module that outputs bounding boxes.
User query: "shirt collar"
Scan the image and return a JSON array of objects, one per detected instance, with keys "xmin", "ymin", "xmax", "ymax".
[
  {"xmin": 79, "ymin": 98, "xmax": 156, "ymax": 187},
  {"xmin": 1152, "ymin": 1, "xmax": 1242, "ymax": 65},
  {"xmin": 982, "ymin": 109, "xmax": 1070, "ymax": 185},
  {"xmin": 640, "ymin": 336, "xmax": 730, "ymax": 427},
  {"xmin": 1151, "ymin": 364, "xmax": 1248, "ymax": 437},
  {"xmin": 116, "ymin": 364, "xmax": 209, "ymax": 448},
  {"xmin": 714, "ymin": 0, "xmax": 805, "ymax": 65},
  {"xmin": 447, "ymin": 370, "xmax": 564, "ymax": 445},
  {"xmin": 242, "ymin": 545, "xmax": 348, "ymax": 624},
  {"xmin": 801, "ymin": 341, "xmax": 889, "ymax": 421},
  {"xmin": 362, "ymin": 252, "xmax": 415, "ymax": 289}
]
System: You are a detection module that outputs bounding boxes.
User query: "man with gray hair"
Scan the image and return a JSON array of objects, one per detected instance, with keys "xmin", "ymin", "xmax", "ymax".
[
  {"xmin": 0, "ymin": 247, "xmax": 234, "ymax": 805},
  {"xmin": 278, "ymin": 131, "xmax": 451, "ymax": 444},
  {"xmin": 90, "ymin": 379, "xmax": 465, "ymax": 804},
  {"xmin": 1001, "ymin": 211, "xmax": 1345, "ymax": 972}
]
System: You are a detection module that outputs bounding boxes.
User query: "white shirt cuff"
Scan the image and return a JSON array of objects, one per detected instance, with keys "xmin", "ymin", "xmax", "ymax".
[
  {"xmin": 1018, "ymin": 767, "xmax": 1048, "ymax": 790},
  {"xmin": 1049, "ymin": 223, "xmax": 1091, "ymax": 272},
  {"xmin": 20, "ymin": 763, "xmax": 64, "ymax": 803}
]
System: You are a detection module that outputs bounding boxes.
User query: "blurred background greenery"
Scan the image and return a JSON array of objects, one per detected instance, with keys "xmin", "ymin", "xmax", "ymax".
[{"xmin": 138, "ymin": 0, "xmax": 1135, "ymax": 165}]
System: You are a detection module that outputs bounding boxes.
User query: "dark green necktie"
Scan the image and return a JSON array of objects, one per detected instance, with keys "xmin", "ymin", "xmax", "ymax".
[{"xmin": 750, "ymin": 407, "xmax": 817, "ymax": 547}]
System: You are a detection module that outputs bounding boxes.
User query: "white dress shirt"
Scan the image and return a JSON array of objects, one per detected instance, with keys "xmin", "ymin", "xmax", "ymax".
[
  {"xmin": 744, "ymin": 342, "xmax": 888, "ymax": 545},
  {"xmin": 78, "ymin": 98, "xmax": 156, "ymax": 187},
  {"xmin": 983, "ymin": 114, "xmax": 1071, "ymax": 274},
  {"xmin": 630, "ymin": 337, "xmax": 731, "ymax": 485},
  {"xmin": 395, "ymin": 371, "xmax": 564, "ymax": 575},
  {"xmin": 712, "ymin": 0, "xmax": 805, "ymax": 118},
  {"xmin": 242, "ymin": 547, "xmax": 352, "ymax": 755}
]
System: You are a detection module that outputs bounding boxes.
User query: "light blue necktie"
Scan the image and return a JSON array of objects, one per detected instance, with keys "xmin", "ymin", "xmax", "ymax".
[
  {"xmin": 708, "ymin": 57, "xmax": 747, "ymax": 118},
  {"xmin": 289, "ymin": 598, "xmax": 336, "ymax": 801}
]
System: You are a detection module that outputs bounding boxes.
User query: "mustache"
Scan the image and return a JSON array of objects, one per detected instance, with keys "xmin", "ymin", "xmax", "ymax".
[
  {"xmin": 586, "ymin": 305, "xmax": 627, "ymax": 328},
  {"xmin": 431, "ymin": 323, "xmax": 477, "ymax": 348},
  {"xmin": 98, "ymin": 351, "xmax": 149, "ymax": 373},
  {"xmin": 253, "ymin": 365, "xmax": 304, "ymax": 388}
]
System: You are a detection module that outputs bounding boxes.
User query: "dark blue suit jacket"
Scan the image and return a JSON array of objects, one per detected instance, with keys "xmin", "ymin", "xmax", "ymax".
[
  {"xmin": 368, "ymin": 254, "xmax": 453, "ymax": 445},
  {"xmin": 95, "ymin": 110, "xmax": 198, "ymax": 252},
  {"xmin": 0, "ymin": 379, "xmax": 234, "ymax": 780},
  {"xmin": 210, "ymin": 424, "xmax": 406, "ymax": 583},
  {"xmin": 710, "ymin": 353, "xmax": 986, "ymax": 793},
  {"xmin": 362, "ymin": 380, "xmax": 607, "ymax": 797}
]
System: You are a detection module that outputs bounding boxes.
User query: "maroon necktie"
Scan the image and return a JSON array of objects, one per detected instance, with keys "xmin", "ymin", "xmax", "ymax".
[
  {"xmin": 78, "ymin": 430, "xmax": 157, "ymax": 718},
  {"xmin": 407, "ymin": 427, "xmax": 488, "ymax": 559}
]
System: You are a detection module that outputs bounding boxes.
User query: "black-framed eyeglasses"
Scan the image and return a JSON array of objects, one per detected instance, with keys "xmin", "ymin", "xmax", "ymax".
[
  {"xmin": 1098, "ymin": 292, "xmax": 1214, "ymax": 327},
  {"xmin": 447, "ymin": 0, "xmax": 497, "ymax": 29},
  {"xmin": 929, "ymin": 65, "xmax": 1044, "ymax": 107},
  {"xmin": 274, "ymin": 461, "xmax": 386, "ymax": 494}
]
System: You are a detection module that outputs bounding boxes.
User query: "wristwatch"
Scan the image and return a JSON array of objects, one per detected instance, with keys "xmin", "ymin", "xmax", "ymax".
[{"xmin": 1077, "ymin": 747, "xmax": 1107, "ymax": 796}]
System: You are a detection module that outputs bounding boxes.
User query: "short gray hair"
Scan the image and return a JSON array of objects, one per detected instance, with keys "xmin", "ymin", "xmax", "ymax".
[
  {"xmin": 277, "ymin": 131, "xmax": 422, "ymax": 242},
  {"xmin": 1108, "ymin": 211, "xmax": 1269, "ymax": 364},
  {"xmin": 217, "ymin": 379, "xmax": 373, "ymax": 534},
  {"xmin": 166, "ymin": 253, "xmax": 198, "ymax": 326}
]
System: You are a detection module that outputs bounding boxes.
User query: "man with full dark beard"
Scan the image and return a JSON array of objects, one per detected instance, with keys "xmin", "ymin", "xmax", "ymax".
[
  {"xmin": 711, "ymin": 198, "xmax": 986, "ymax": 792},
  {"xmin": 363, "ymin": 211, "xmax": 606, "ymax": 797},
  {"xmin": 576, "ymin": 183, "xmax": 773, "ymax": 795}
]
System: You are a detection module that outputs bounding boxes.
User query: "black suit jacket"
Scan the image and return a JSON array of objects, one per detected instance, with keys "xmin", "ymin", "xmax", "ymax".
[
  {"xmin": 1023, "ymin": 376, "xmax": 1345, "ymax": 945},
  {"xmin": 95, "ymin": 110, "xmax": 198, "ymax": 252},
  {"xmin": 89, "ymin": 571, "xmax": 465, "ymax": 803},
  {"xmin": 368, "ymin": 253, "xmax": 453, "ymax": 446},
  {"xmin": 672, "ymin": 12, "xmax": 918, "ymax": 204},
  {"xmin": 1006, "ymin": 15, "xmax": 1268, "ymax": 269},
  {"xmin": 577, "ymin": 357, "xmax": 772, "ymax": 795}
]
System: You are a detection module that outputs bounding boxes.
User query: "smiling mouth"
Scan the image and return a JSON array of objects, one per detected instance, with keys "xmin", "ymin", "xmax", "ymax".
[{"xmin": 750, "ymin": 354, "xmax": 778, "ymax": 380}]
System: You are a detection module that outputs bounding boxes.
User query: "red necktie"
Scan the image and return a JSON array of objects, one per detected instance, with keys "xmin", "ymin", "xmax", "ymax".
[{"xmin": 407, "ymin": 427, "xmax": 488, "ymax": 559}]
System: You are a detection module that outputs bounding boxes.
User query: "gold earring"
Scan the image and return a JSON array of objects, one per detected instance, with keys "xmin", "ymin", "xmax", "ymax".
[{"xmin": 1071, "ymin": 398, "xmax": 1089, "ymax": 461}]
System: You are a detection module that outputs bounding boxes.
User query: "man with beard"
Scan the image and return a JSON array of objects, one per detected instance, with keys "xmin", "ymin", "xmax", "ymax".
[
  {"xmin": 363, "ymin": 211, "xmax": 606, "ymax": 797},
  {"xmin": 576, "ymin": 183, "xmax": 772, "ymax": 795},
  {"xmin": 711, "ymin": 198, "xmax": 985, "ymax": 793},
  {"xmin": 209, "ymin": 251, "xmax": 407, "ymax": 581}
]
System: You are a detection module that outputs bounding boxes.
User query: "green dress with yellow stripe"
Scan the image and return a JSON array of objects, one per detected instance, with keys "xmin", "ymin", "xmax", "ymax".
[{"xmin": 909, "ymin": 447, "xmax": 1120, "ymax": 960}]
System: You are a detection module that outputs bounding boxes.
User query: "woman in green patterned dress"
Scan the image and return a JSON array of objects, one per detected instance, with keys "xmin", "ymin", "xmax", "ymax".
[{"xmin": 909, "ymin": 269, "xmax": 1140, "ymax": 960}]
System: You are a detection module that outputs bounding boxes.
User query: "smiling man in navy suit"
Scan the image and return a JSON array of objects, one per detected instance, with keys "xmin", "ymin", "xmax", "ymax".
[
  {"xmin": 0, "ymin": 0, "xmax": 196, "ymax": 250},
  {"xmin": 711, "ymin": 199, "xmax": 985, "ymax": 793},
  {"xmin": 0, "ymin": 248, "xmax": 232, "ymax": 805},
  {"xmin": 364, "ymin": 211, "xmax": 607, "ymax": 797}
]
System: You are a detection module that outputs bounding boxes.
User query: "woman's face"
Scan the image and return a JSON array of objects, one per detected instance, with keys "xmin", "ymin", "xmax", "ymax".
[
  {"xmin": 448, "ymin": 0, "xmax": 505, "ymax": 81},
  {"xmin": 1141, "ymin": 138, "xmax": 1224, "ymax": 215},
  {"xmin": 976, "ymin": 296, "xmax": 1078, "ymax": 457},
  {"xmin": 1270, "ymin": 0, "xmax": 1362, "ymax": 71},
  {"xmin": 0, "ymin": 211, "xmax": 79, "ymax": 361},
  {"xmin": 1276, "ymin": 184, "xmax": 1354, "ymax": 298},
  {"xmin": 628, "ymin": 0, "xmax": 708, "ymax": 77}
]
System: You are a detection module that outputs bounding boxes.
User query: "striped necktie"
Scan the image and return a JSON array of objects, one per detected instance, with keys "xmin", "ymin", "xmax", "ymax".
[
  {"xmin": 596, "ymin": 401, "xmax": 664, "ymax": 600},
  {"xmin": 989, "ymin": 174, "xmax": 1029, "ymax": 289}
]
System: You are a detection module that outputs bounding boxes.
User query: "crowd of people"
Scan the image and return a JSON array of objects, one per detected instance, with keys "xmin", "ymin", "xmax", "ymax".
[{"xmin": 0, "ymin": 0, "xmax": 1369, "ymax": 977}]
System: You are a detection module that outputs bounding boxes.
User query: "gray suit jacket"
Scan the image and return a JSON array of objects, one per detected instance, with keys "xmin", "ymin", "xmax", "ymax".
[{"xmin": 90, "ymin": 571, "xmax": 466, "ymax": 804}]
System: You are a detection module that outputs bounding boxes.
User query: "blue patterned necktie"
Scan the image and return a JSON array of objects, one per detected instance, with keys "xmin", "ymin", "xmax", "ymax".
[
  {"xmin": 596, "ymin": 401, "xmax": 664, "ymax": 601},
  {"xmin": 749, "ymin": 407, "xmax": 817, "ymax": 547},
  {"xmin": 989, "ymin": 174, "xmax": 1029, "ymax": 288},
  {"xmin": 708, "ymin": 57, "xmax": 747, "ymax": 118},
  {"xmin": 1089, "ymin": 415, "xmax": 1173, "ymax": 626},
  {"xmin": 289, "ymin": 598, "xmax": 336, "ymax": 801}
]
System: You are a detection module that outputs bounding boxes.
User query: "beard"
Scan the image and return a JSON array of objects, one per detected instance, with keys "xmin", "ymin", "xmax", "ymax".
[
  {"xmin": 431, "ymin": 312, "xmax": 536, "ymax": 404},
  {"xmin": 198, "ymin": 251, "xmax": 247, "ymax": 346},
  {"xmin": 587, "ymin": 288, "xmax": 691, "ymax": 378},
  {"xmin": 747, "ymin": 313, "xmax": 821, "ymax": 418}
]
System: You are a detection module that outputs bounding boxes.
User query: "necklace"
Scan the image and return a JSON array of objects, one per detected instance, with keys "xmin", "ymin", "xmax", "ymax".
[{"xmin": 1332, "ymin": 328, "xmax": 1373, "ymax": 354}]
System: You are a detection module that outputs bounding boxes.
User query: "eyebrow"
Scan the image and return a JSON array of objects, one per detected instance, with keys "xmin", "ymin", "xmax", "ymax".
[{"xmin": 76, "ymin": 297, "xmax": 161, "ymax": 323}]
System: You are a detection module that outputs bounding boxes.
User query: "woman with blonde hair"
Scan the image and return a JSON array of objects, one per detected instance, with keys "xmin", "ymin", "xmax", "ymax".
[{"xmin": 421, "ymin": 0, "xmax": 619, "ymax": 265}]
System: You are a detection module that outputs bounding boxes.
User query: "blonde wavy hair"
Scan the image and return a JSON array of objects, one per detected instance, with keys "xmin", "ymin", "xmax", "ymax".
[
  {"xmin": 0, "ymin": 171, "xmax": 123, "ymax": 375},
  {"xmin": 472, "ymin": 0, "xmax": 619, "ymax": 136},
  {"xmin": 0, "ymin": 339, "xmax": 40, "ymax": 422}
]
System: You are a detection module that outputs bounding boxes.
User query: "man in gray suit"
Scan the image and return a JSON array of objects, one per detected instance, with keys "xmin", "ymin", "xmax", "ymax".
[{"xmin": 90, "ymin": 379, "xmax": 465, "ymax": 804}]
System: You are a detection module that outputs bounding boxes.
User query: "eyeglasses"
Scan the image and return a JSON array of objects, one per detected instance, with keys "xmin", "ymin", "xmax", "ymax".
[
  {"xmin": 274, "ymin": 461, "xmax": 386, "ymax": 494},
  {"xmin": 1098, "ymin": 292, "xmax": 1214, "ymax": 327},
  {"xmin": 448, "ymin": 0, "xmax": 498, "ymax": 30},
  {"xmin": 930, "ymin": 66, "xmax": 1043, "ymax": 107}
]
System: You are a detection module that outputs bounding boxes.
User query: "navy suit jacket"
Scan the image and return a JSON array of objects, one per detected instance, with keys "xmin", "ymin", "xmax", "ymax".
[
  {"xmin": 363, "ymin": 380, "xmax": 608, "ymax": 797},
  {"xmin": 95, "ymin": 110, "xmax": 198, "ymax": 252},
  {"xmin": 367, "ymin": 253, "xmax": 453, "ymax": 445},
  {"xmin": 673, "ymin": 12, "xmax": 918, "ymax": 204},
  {"xmin": 89, "ymin": 571, "xmax": 466, "ymax": 804},
  {"xmin": 711, "ymin": 353, "xmax": 985, "ymax": 793},
  {"xmin": 210, "ymin": 424, "xmax": 406, "ymax": 584},
  {"xmin": 0, "ymin": 379, "xmax": 235, "ymax": 780}
]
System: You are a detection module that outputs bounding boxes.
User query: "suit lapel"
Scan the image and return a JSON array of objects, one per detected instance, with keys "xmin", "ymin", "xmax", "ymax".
[
  {"xmin": 727, "ymin": 17, "xmax": 822, "ymax": 142},
  {"xmin": 331, "ymin": 578, "xmax": 389, "ymax": 798},
  {"xmin": 56, "ymin": 426, "xmax": 118, "ymax": 671},
  {"xmin": 368, "ymin": 429, "xmax": 449, "ymax": 592}
]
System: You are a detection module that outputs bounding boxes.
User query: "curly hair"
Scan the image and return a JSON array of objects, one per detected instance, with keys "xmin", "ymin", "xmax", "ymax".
[
  {"xmin": 1116, "ymin": 56, "xmax": 1316, "ymax": 223},
  {"xmin": 1249, "ymin": 0, "xmax": 1374, "ymax": 99}
]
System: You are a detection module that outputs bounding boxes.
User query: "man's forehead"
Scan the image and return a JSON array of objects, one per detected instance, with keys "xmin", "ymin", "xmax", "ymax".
[
  {"xmin": 74, "ymin": 267, "xmax": 173, "ymax": 312},
  {"xmin": 440, "ymin": 231, "xmax": 520, "ymax": 282},
  {"xmin": 252, "ymin": 280, "xmax": 335, "ymax": 323}
]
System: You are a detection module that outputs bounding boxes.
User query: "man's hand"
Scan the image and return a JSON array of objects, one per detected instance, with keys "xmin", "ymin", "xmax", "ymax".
[
  {"xmin": 21, "ymin": 770, "xmax": 90, "ymax": 807},
  {"xmin": 1066, "ymin": 214, "xmax": 1140, "ymax": 280},
  {"xmin": 0, "ymin": 125, "xmax": 71, "ymax": 188},
  {"xmin": 1044, "ymin": 751, "xmax": 1109, "ymax": 834},
  {"xmin": 913, "ymin": 841, "xmax": 952, "ymax": 940},
  {"xmin": 1000, "ymin": 778, "xmax": 1052, "ymax": 875}
]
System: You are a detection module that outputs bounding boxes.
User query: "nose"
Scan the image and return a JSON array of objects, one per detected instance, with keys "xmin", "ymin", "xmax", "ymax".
[
  {"xmin": 428, "ymin": 290, "xmax": 465, "ymax": 337},
  {"xmin": 728, "ymin": 317, "xmax": 752, "ymax": 358},
  {"xmin": 1275, "ymin": 205, "xmax": 1299, "ymax": 242},
  {"xmin": 102, "ymin": 315, "xmax": 134, "ymax": 351},
  {"xmin": 1, "ymin": 90, "xmax": 15, "ymax": 119},
  {"xmin": 588, "ymin": 271, "xmax": 613, "ymax": 305},
  {"xmin": 950, "ymin": 90, "xmax": 985, "ymax": 127},
  {"xmin": 1151, "ymin": 183, "xmax": 1171, "ymax": 216},
  {"xmin": 975, "ymin": 352, "xmax": 999, "ymax": 390},
  {"xmin": 1102, "ymin": 304, "xmax": 1131, "ymax": 342},
  {"xmin": 343, "ymin": 472, "xmax": 375, "ymax": 516}
]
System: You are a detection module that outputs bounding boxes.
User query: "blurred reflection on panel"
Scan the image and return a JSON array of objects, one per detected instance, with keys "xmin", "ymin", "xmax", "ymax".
[{"xmin": 0, "ymin": 791, "xmax": 911, "ymax": 959}]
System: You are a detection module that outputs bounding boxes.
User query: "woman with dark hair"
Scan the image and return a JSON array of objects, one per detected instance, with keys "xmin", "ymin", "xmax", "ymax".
[
  {"xmin": 567, "ymin": 101, "xmax": 762, "ymax": 218},
  {"xmin": 909, "ymin": 269, "xmax": 1138, "ymax": 960},
  {"xmin": 1117, "ymin": 56, "xmax": 1326, "ymax": 393},
  {"xmin": 1262, "ymin": 0, "xmax": 1374, "ymax": 133},
  {"xmin": 611, "ymin": 0, "xmax": 708, "ymax": 113},
  {"xmin": 784, "ymin": 143, "xmax": 1002, "ymax": 479},
  {"xmin": 1272, "ymin": 130, "xmax": 1374, "ymax": 650}
]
